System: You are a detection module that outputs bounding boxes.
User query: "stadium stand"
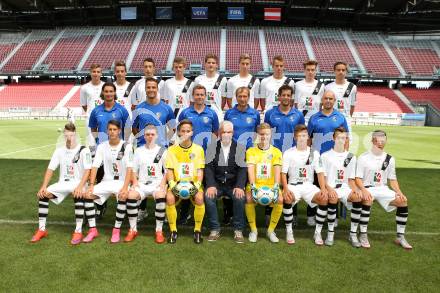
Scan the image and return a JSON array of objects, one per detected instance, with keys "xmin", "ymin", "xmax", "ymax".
[
  {"xmin": 64, "ymin": 87, "xmax": 81, "ymax": 108},
  {"xmin": 400, "ymin": 87, "xmax": 440, "ymax": 111},
  {"xmin": 0, "ymin": 82, "xmax": 74, "ymax": 109},
  {"xmin": 350, "ymin": 32, "xmax": 401, "ymax": 77},
  {"xmin": 0, "ymin": 33, "xmax": 27, "ymax": 64},
  {"xmin": 226, "ymin": 27, "xmax": 263, "ymax": 73},
  {"xmin": 82, "ymin": 27, "xmax": 137, "ymax": 71},
  {"xmin": 356, "ymin": 85, "xmax": 413, "ymax": 113},
  {"xmin": 43, "ymin": 28, "xmax": 96, "ymax": 72},
  {"xmin": 175, "ymin": 27, "xmax": 221, "ymax": 67},
  {"xmin": 264, "ymin": 28, "xmax": 309, "ymax": 72},
  {"xmin": 387, "ymin": 39, "xmax": 440, "ymax": 76},
  {"xmin": 308, "ymin": 29, "xmax": 357, "ymax": 73},
  {"xmin": 1, "ymin": 30, "xmax": 57, "ymax": 73},
  {"xmin": 130, "ymin": 27, "xmax": 175, "ymax": 72}
]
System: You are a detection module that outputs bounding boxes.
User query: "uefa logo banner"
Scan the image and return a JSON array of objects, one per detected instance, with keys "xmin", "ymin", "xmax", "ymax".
[{"xmin": 192, "ymin": 7, "xmax": 208, "ymax": 20}]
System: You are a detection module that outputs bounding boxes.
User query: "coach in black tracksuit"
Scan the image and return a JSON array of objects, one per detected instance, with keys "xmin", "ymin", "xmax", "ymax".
[{"xmin": 204, "ymin": 121, "xmax": 247, "ymax": 242}]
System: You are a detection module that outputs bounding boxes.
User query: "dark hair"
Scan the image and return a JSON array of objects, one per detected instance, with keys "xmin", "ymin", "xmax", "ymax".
[
  {"xmin": 204, "ymin": 53, "xmax": 219, "ymax": 64},
  {"xmin": 333, "ymin": 126, "xmax": 347, "ymax": 138},
  {"xmin": 107, "ymin": 120, "xmax": 121, "ymax": 129},
  {"xmin": 278, "ymin": 84, "xmax": 293, "ymax": 97},
  {"xmin": 177, "ymin": 119, "xmax": 193, "ymax": 132},
  {"xmin": 145, "ymin": 77, "xmax": 158, "ymax": 86},
  {"xmin": 303, "ymin": 59, "xmax": 318, "ymax": 68},
  {"xmin": 333, "ymin": 61, "xmax": 348, "ymax": 70},
  {"xmin": 101, "ymin": 82, "xmax": 117, "ymax": 100},
  {"xmin": 294, "ymin": 124, "xmax": 308, "ymax": 137},
  {"xmin": 64, "ymin": 122, "xmax": 76, "ymax": 132},
  {"xmin": 192, "ymin": 84, "xmax": 206, "ymax": 96},
  {"xmin": 143, "ymin": 58, "xmax": 155, "ymax": 67},
  {"xmin": 114, "ymin": 60, "xmax": 126, "ymax": 71}
]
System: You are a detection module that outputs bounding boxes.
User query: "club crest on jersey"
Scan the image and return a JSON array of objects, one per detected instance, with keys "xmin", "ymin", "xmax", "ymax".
[
  {"xmin": 332, "ymin": 116, "xmax": 337, "ymax": 122},
  {"xmin": 112, "ymin": 113, "xmax": 116, "ymax": 118},
  {"xmin": 267, "ymin": 153, "xmax": 273, "ymax": 160},
  {"xmin": 156, "ymin": 112, "xmax": 161, "ymax": 119},
  {"xmin": 203, "ymin": 117, "xmax": 209, "ymax": 124},
  {"xmin": 289, "ymin": 116, "xmax": 295, "ymax": 122},
  {"xmin": 246, "ymin": 117, "xmax": 253, "ymax": 124}
]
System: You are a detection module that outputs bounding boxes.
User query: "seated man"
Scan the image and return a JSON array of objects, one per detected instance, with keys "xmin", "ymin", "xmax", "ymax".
[
  {"xmin": 31, "ymin": 123, "xmax": 92, "ymax": 245},
  {"xmin": 165, "ymin": 119, "xmax": 206, "ymax": 244},
  {"xmin": 127, "ymin": 124, "xmax": 167, "ymax": 244},
  {"xmin": 281, "ymin": 125, "xmax": 328, "ymax": 245},
  {"xmin": 355, "ymin": 130, "xmax": 412, "ymax": 250},
  {"xmin": 85, "ymin": 120, "xmax": 133, "ymax": 244},
  {"xmin": 245, "ymin": 123, "xmax": 284, "ymax": 243},
  {"xmin": 204, "ymin": 121, "xmax": 247, "ymax": 243},
  {"xmin": 321, "ymin": 127, "xmax": 362, "ymax": 247}
]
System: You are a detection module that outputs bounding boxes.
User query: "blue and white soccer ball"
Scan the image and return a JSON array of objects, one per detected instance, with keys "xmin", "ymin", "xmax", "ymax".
[
  {"xmin": 253, "ymin": 186, "xmax": 275, "ymax": 206},
  {"xmin": 172, "ymin": 181, "xmax": 197, "ymax": 200}
]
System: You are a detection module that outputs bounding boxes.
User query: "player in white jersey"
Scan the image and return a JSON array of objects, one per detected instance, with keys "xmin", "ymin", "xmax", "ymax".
[
  {"xmin": 130, "ymin": 58, "xmax": 165, "ymax": 110},
  {"xmin": 294, "ymin": 60, "xmax": 325, "ymax": 124},
  {"xmin": 281, "ymin": 124, "xmax": 328, "ymax": 245},
  {"xmin": 321, "ymin": 127, "xmax": 362, "ymax": 247},
  {"xmin": 127, "ymin": 125, "xmax": 167, "ymax": 244},
  {"xmin": 259, "ymin": 55, "xmax": 295, "ymax": 111},
  {"xmin": 226, "ymin": 54, "xmax": 260, "ymax": 109},
  {"xmin": 355, "ymin": 130, "xmax": 412, "ymax": 250},
  {"xmin": 31, "ymin": 123, "xmax": 93, "ymax": 245},
  {"xmin": 80, "ymin": 63, "xmax": 105, "ymax": 146},
  {"xmin": 325, "ymin": 62, "xmax": 357, "ymax": 136},
  {"xmin": 85, "ymin": 120, "xmax": 134, "ymax": 244},
  {"xmin": 66, "ymin": 107, "xmax": 75, "ymax": 124},
  {"xmin": 188, "ymin": 53, "xmax": 227, "ymax": 121},
  {"xmin": 113, "ymin": 60, "xmax": 134, "ymax": 114},
  {"xmin": 162, "ymin": 56, "xmax": 193, "ymax": 118}
]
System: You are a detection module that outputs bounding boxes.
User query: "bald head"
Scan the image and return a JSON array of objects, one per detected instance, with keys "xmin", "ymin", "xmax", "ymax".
[{"xmin": 321, "ymin": 90, "xmax": 336, "ymax": 110}]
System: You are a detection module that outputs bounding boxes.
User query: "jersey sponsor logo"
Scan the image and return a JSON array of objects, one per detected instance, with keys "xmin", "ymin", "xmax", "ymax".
[
  {"xmin": 337, "ymin": 99, "xmax": 344, "ymax": 110},
  {"xmin": 66, "ymin": 164, "xmax": 75, "ymax": 179},
  {"xmin": 374, "ymin": 171, "xmax": 382, "ymax": 184},
  {"xmin": 336, "ymin": 169, "xmax": 344, "ymax": 184},
  {"xmin": 305, "ymin": 96, "xmax": 313, "ymax": 109},
  {"xmin": 299, "ymin": 167, "xmax": 307, "ymax": 179},
  {"xmin": 207, "ymin": 91, "xmax": 215, "ymax": 101},
  {"xmin": 178, "ymin": 163, "xmax": 193, "ymax": 179},
  {"xmin": 175, "ymin": 95, "xmax": 184, "ymax": 107},
  {"xmin": 112, "ymin": 162, "xmax": 120, "ymax": 177},
  {"xmin": 257, "ymin": 163, "xmax": 270, "ymax": 179},
  {"xmin": 147, "ymin": 165, "xmax": 156, "ymax": 177}
]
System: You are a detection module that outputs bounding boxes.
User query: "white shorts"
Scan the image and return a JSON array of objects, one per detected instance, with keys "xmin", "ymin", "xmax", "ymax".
[
  {"xmin": 335, "ymin": 186, "xmax": 353, "ymax": 210},
  {"xmin": 287, "ymin": 183, "xmax": 320, "ymax": 208},
  {"xmin": 93, "ymin": 180, "xmax": 125, "ymax": 205},
  {"xmin": 368, "ymin": 186, "xmax": 397, "ymax": 212},
  {"xmin": 134, "ymin": 182, "xmax": 161, "ymax": 201},
  {"xmin": 47, "ymin": 181, "xmax": 81, "ymax": 205}
]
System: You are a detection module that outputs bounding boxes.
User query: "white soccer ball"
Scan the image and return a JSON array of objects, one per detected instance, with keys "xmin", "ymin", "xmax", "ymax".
[
  {"xmin": 253, "ymin": 186, "xmax": 275, "ymax": 206},
  {"xmin": 172, "ymin": 181, "xmax": 197, "ymax": 199},
  {"xmin": 57, "ymin": 127, "xmax": 62, "ymax": 132}
]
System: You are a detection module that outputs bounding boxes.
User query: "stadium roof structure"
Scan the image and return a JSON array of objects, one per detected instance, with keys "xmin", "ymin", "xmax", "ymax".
[{"xmin": 0, "ymin": 0, "xmax": 439, "ymax": 31}]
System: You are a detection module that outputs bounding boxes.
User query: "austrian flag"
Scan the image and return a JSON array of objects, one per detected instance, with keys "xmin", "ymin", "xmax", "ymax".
[{"xmin": 264, "ymin": 8, "xmax": 281, "ymax": 21}]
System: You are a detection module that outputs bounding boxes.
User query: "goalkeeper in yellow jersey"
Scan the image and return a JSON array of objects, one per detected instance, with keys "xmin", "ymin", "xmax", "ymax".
[
  {"xmin": 165, "ymin": 119, "xmax": 205, "ymax": 244},
  {"xmin": 246, "ymin": 123, "xmax": 283, "ymax": 243}
]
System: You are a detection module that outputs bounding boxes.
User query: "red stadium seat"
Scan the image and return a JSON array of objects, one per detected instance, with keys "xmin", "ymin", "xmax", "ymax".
[
  {"xmin": 400, "ymin": 87, "xmax": 440, "ymax": 111},
  {"xmin": 226, "ymin": 28, "xmax": 263, "ymax": 73},
  {"xmin": 356, "ymin": 85, "xmax": 413, "ymax": 113}
]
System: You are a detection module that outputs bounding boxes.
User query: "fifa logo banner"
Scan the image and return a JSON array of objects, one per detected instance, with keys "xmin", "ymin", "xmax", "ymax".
[
  {"xmin": 228, "ymin": 7, "xmax": 245, "ymax": 20},
  {"xmin": 192, "ymin": 7, "xmax": 208, "ymax": 20}
]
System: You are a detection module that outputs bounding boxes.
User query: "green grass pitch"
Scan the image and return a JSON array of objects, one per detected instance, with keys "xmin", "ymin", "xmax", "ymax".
[{"xmin": 0, "ymin": 120, "xmax": 439, "ymax": 292}]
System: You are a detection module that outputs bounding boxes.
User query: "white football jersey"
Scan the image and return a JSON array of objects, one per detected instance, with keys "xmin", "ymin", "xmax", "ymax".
[
  {"xmin": 80, "ymin": 81, "xmax": 105, "ymax": 116},
  {"xmin": 162, "ymin": 77, "xmax": 193, "ymax": 111},
  {"xmin": 356, "ymin": 151, "xmax": 396, "ymax": 188},
  {"xmin": 226, "ymin": 74, "xmax": 260, "ymax": 109},
  {"xmin": 133, "ymin": 145, "xmax": 167, "ymax": 184},
  {"xmin": 92, "ymin": 140, "xmax": 133, "ymax": 182},
  {"xmin": 282, "ymin": 147, "xmax": 323, "ymax": 184},
  {"xmin": 321, "ymin": 149, "xmax": 356, "ymax": 188},
  {"xmin": 259, "ymin": 75, "xmax": 295, "ymax": 110},
  {"xmin": 48, "ymin": 145, "xmax": 92, "ymax": 182},
  {"xmin": 114, "ymin": 81, "xmax": 133, "ymax": 114},
  {"xmin": 294, "ymin": 79, "xmax": 324, "ymax": 122},
  {"xmin": 325, "ymin": 80, "xmax": 357, "ymax": 118},
  {"xmin": 188, "ymin": 73, "xmax": 227, "ymax": 107},
  {"xmin": 129, "ymin": 77, "xmax": 164, "ymax": 107}
]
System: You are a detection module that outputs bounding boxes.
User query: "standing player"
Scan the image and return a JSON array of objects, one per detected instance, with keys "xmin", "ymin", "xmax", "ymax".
[
  {"xmin": 178, "ymin": 85, "xmax": 219, "ymax": 152},
  {"xmin": 162, "ymin": 57, "xmax": 193, "ymax": 118},
  {"xmin": 224, "ymin": 87, "xmax": 260, "ymax": 149},
  {"xmin": 281, "ymin": 125, "xmax": 328, "ymax": 245},
  {"xmin": 245, "ymin": 123, "xmax": 284, "ymax": 243},
  {"xmin": 130, "ymin": 58, "xmax": 165, "ymax": 110},
  {"xmin": 355, "ymin": 130, "xmax": 412, "ymax": 249},
  {"xmin": 259, "ymin": 55, "xmax": 295, "ymax": 112},
  {"xmin": 294, "ymin": 60, "xmax": 325, "ymax": 125},
  {"xmin": 85, "ymin": 120, "xmax": 133, "ymax": 243},
  {"xmin": 126, "ymin": 125, "xmax": 167, "ymax": 243},
  {"xmin": 226, "ymin": 54, "xmax": 260, "ymax": 109},
  {"xmin": 80, "ymin": 64, "xmax": 104, "ymax": 145},
  {"xmin": 321, "ymin": 127, "xmax": 362, "ymax": 247},
  {"xmin": 325, "ymin": 62, "xmax": 357, "ymax": 136},
  {"xmin": 31, "ymin": 123, "xmax": 92, "ymax": 245},
  {"xmin": 113, "ymin": 60, "xmax": 134, "ymax": 114},
  {"xmin": 188, "ymin": 54, "xmax": 227, "ymax": 120},
  {"xmin": 165, "ymin": 120, "xmax": 206, "ymax": 244},
  {"xmin": 264, "ymin": 85, "xmax": 305, "ymax": 152}
]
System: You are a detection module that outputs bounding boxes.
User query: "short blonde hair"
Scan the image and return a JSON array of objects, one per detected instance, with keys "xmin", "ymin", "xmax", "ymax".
[{"xmin": 239, "ymin": 54, "xmax": 252, "ymax": 63}]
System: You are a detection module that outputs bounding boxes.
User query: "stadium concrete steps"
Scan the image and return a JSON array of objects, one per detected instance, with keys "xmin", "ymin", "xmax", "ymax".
[
  {"xmin": 0, "ymin": 33, "xmax": 31, "ymax": 71},
  {"xmin": 33, "ymin": 30, "xmax": 65, "ymax": 71},
  {"xmin": 300, "ymin": 29, "xmax": 316, "ymax": 61},
  {"xmin": 342, "ymin": 31, "xmax": 367, "ymax": 74},
  {"xmin": 220, "ymin": 29, "xmax": 226, "ymax": 71},
  {"xmin": 377, "ymin": 34, "xmax": 406, "ymax": 76},
  {"xmin": 166, "ymin": 28, "xmax": 181, "ymax": 71},
  {"xmin": 54, "ymin": 85, "xmax": 81, "ymax": 109},
  {"xmin": 393, "ymin": 89, "xmax": 416, "ymax": 112},
  {"xmin": 126, "ymin": 28, "xmax": 144, "ymax": 72},
  {"xmin": 258, "ymin": 29, "xmax": 270, "ymax": 71},
  {"xmin": 76, "ymin": 28, "xmax": 103, "ymax": 71}
]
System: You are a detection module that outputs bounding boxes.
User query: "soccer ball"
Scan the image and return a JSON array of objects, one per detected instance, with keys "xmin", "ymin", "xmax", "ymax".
[
  {"xmin": 253, "ymin": 186, "xmax": 275, "ymax": 206},
  {"xmin": 172, "ymin": 181, "xmax": 197, "ymax": 199}
]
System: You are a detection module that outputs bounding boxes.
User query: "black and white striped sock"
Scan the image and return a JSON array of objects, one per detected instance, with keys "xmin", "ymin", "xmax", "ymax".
[
  {"xmin": 126, "ymin": 199, "xmax": 139, "ymax": 231},
  {"xmin": 73, "ymin": 198, "xmax": 84, "ymax": 233},
  {"xmin": 84, "ymin": 199, "xmax": 96, "ymax": 228},
  {"xmin": 315, "ymin": 205, "xmax": 328, "ymax": 234},
  {"xmin": 327, "ymin": 203, "xmax": 338, "ymax": 233},
  {"xmin": 38, "ymin": 198, "xmax": 49, "ymax": 231},
  {"xmin": 283, "ymin": 203, "xmax": 294, "ymax": 232},
  {"xmin": 155, "ymin": 198, "xmax": 166, "ymax": 232},
  {"xmin": 350, "ymin": 202, "xmax": 362, "ymax": 236},
  {"xmin": 396, "ymin": 206, "xmax": 408, "ymax": 237},
  {"xmin": 114, "ymin": 200, "xmax": 127, "ymax": 229},
  {"xmin": 360, "ymin": 205, "xmax": 371, "ymax": 234}
]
